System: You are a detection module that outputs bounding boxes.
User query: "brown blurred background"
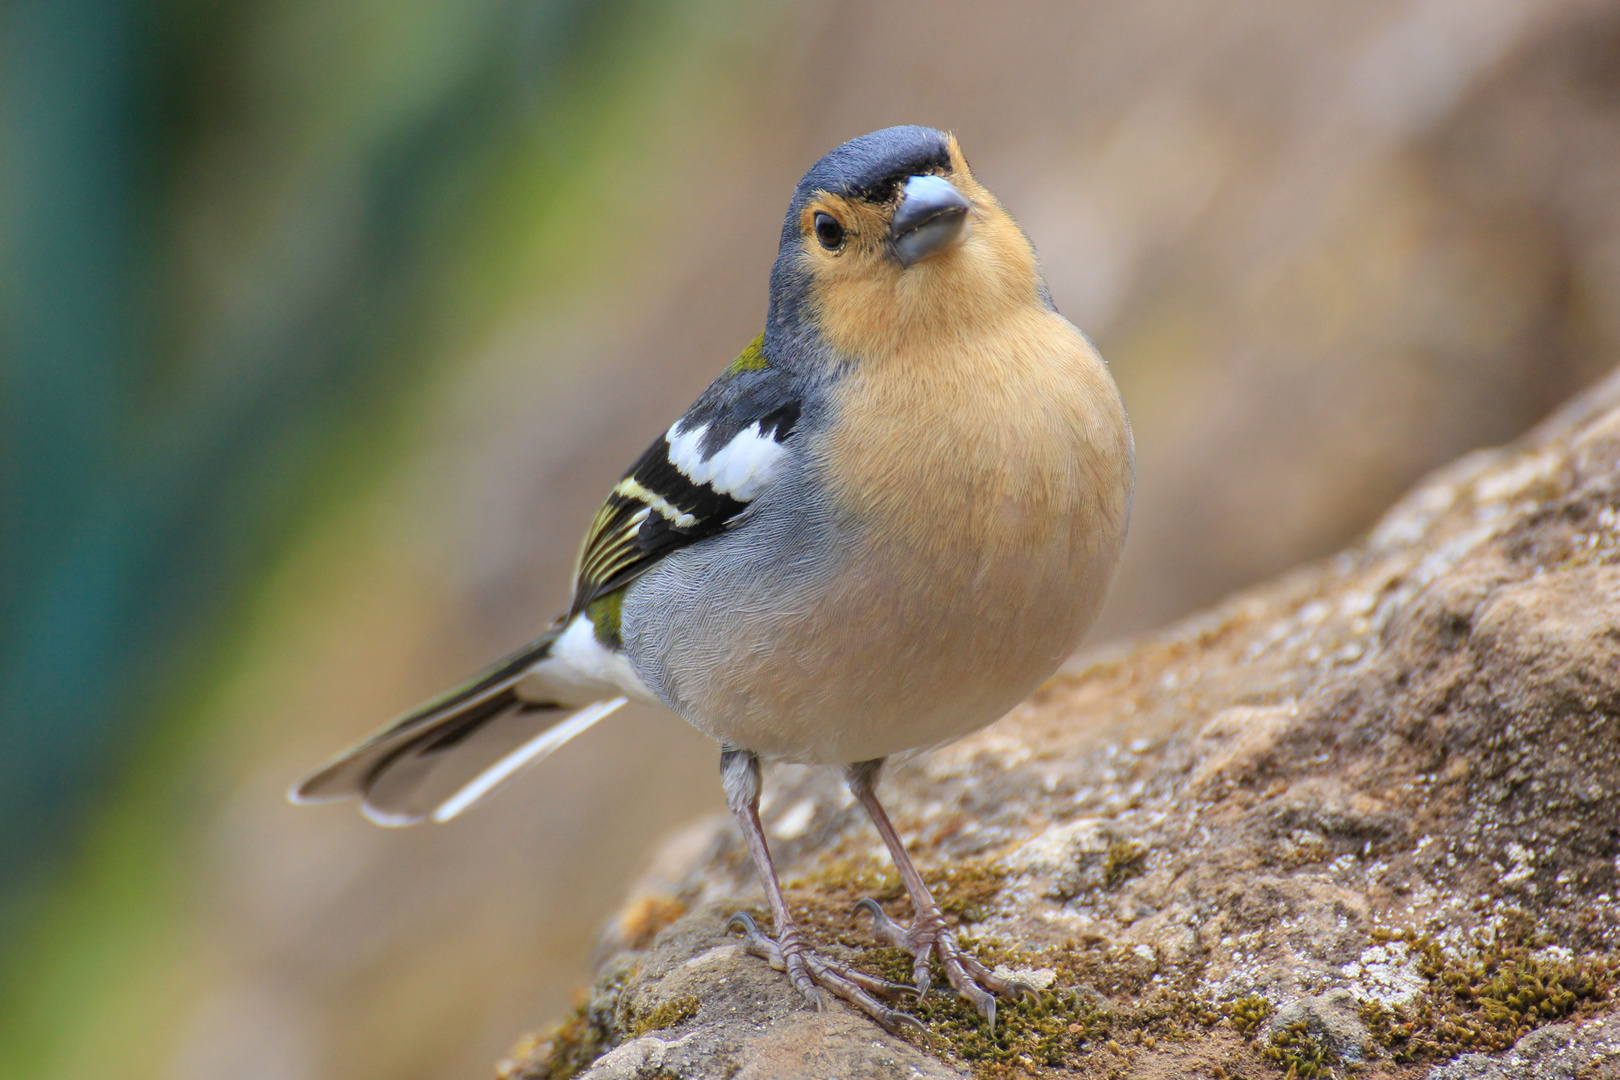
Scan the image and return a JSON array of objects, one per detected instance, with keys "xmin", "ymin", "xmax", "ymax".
[{"xmin": 3, "ymin": 0, "xmax": 1617, "ymax": 1077}]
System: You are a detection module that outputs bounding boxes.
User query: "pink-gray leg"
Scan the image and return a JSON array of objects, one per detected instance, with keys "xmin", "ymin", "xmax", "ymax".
[
  {"xmin": 720, "ymin": 748, "xmax": 921, "ymax": 1032},
  {"xmin": 846, "ymin": 759, "xmax": 1037, "ymax": 1032}
]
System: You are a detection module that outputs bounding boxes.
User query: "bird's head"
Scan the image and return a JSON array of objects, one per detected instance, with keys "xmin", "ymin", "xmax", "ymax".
[{"xmin": 766, "ymin": 126, "xmax": 1046, "ymax": 365}]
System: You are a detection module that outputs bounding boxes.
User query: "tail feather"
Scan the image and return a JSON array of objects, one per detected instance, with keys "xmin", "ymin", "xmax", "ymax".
[
  {"xmin": 425, "ymin": 697, "xmax": 626, "ymax": 823},
  {"xmin": 288, "ymin": 628, "xmax": 624, "ymax": 824},
  {"xmin": 358, "ymin": 696, "xmax": 625, "ymax": 826}
]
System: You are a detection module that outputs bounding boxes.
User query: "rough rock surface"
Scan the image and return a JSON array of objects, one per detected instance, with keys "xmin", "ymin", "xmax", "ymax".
[{"xmin": 500, "ymin": 370, "xmax": 1620, "ymax": 1080}]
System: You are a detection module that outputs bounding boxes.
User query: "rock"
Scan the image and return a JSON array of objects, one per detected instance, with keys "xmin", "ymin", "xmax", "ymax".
[
  {"xmin": 502, "ymin": 912, "xmax": 968, "ymax": 1080},
  {"xmin": 1425, "ymin": 1015, "xmax": 1620, "ymax": 1080},
  {"xmin": 502, "ymin": 372, "xmax": 1620, "ymax": 1079},
  {"xmin": 1268, "ymin": 989, "xmax": 1375, "ymax": 1063}
]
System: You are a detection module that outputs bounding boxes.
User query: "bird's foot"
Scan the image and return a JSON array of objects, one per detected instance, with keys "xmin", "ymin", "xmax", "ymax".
[
  {"xmin": 853, "ymin": 898, "xmax": 1037, "ymax": 1031},
  {"xmin": 726, "ymin": 911, "xmax": 922, "ymax": 1033}
]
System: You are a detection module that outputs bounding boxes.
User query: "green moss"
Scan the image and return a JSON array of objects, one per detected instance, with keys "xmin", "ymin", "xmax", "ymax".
[
  {"xmin": 1225, "ymin": 994, "xmax": 1274, "ymax": 1037},
  {"xmin": 789, "ymin": 854, "xmax": 900, "ymax": 898},
  {"xmin": 503, "ymin": 994, "xmax": 616, "ymax": 1080},
  {"xmin": 931, "ymin": 863, "xmax": 1008, "ymax": 925},
  {"xmin": 723, "ymin": 333, "xmax": 768, "ymax": 375},
  {"xmin": 870, "ymin": 943, "xmax": 1111, "ymax": 1076},
  {"xmin": 628, "ymin": 994, "xmax": 699, "ymax": 1037},
  {"xmin": 1360, "ymin": 923, "xmax": 1614, "ymax": 1064},
  {"xmin": 789, "ymin": 856, "xmax": 1006, "ymax": 926},
  {"xmin": 1263, "ymin": 1020, "xmax": 1337, "ymax": 1080},
  {"xmin": 506, "ymin": 979, "xmax": 698, "ymax": 1078},
  {"xmin": 1103, "ymin": 841, "xmax": 1147, "ymax": 887},
  {"xmin": 838, "ymin": 930, "xmax": 1235, "ymax": 1079},
  {"xmin": 1357, "ymin": 999, "xmax": 1414, "ymax": 1057}
]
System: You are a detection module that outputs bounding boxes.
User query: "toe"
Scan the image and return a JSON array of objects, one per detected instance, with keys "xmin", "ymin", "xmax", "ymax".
[
  {"xmin": 955, "ymin": 949, "xmax": 1041, "ymax": 1003},
  {"xmin": 948, "ymin": 959, "xmax": 998, "ymax": 1021},
  {"xmin": 930, "ymin": 933, "xmax": 1037, "ymax": 1033},
  {"xmin": 852, "ymin": 897, "xmax": 911, "ymax": 949},
  {"xmin": 829, "ymin": 961, "xmax": 919, "ymax": 1001},
  {"xmin": 801, "ymin": 950, "xmax": 923, "ymax": 1030},
  {"xmin": 726, "ymin": 911, "xmax": 786, "ymax": 969}
]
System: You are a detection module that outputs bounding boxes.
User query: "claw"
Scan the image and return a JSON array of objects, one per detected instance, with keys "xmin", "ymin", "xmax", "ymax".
[
  {"xmin": 913, "ymin": 951, "xmax": 934, "ymax": 999},
  {"xmin": 883, "ymin": 1008, "xmax": 928, "ymax": 1035}
]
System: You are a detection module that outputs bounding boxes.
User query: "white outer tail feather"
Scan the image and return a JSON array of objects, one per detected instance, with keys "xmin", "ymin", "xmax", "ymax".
[{"xmin": 428, "ymin": 697, "xmax": 629, "ymax": 823}]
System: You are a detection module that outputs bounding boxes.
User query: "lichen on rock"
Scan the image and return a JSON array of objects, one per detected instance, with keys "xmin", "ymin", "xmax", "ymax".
[{"xmin": 501, "ymin": 373, "xmax": 1620, "ymax": 1080}]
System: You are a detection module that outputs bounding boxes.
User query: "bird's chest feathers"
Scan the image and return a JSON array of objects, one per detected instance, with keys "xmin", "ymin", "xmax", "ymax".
[{"xmin": 819, "ymin": 317, "xmax": 1121, "ymax": 583}]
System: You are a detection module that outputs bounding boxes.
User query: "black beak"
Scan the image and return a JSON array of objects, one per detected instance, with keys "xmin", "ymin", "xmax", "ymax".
[{"xmin": 890, "ymin": 174, "xmax": 972, "ymax": 268}]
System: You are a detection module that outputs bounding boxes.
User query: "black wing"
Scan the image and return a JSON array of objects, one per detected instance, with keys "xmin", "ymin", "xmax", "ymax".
[{"xmin": 570, "ymin": 333, "xmax": 802, "ymax": 616}]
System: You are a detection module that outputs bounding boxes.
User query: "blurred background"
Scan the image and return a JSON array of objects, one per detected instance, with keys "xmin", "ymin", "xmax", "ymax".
[{"xmin": 1, "ymin": 0, "xmax": 1617, "ymax": 1076}]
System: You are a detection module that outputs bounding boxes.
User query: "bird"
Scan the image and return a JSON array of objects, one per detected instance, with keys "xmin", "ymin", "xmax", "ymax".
[{"xmin": 291, "ymin": 125, "xmax": 1134, "ymax": 1032}]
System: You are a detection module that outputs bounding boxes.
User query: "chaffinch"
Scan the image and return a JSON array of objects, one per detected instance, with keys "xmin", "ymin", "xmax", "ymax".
[{"xmin": 293, "ymin": 126, "xmax": 1134, "ymax": 1031}]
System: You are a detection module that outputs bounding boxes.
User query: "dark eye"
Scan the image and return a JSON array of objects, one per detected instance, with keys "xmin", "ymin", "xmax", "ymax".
[{"xmin": 813, "ymin": 212, "xmax": 844, "ymax": 250}]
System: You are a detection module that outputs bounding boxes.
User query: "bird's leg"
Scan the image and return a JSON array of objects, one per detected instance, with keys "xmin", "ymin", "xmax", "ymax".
[
  {"xmin": 720, "ymin": 748, "xmax": 921, "ymax": 1031},
  {"xmin": 847, "ymin": 758, "xmax": 1036, "ymax": 1031}
]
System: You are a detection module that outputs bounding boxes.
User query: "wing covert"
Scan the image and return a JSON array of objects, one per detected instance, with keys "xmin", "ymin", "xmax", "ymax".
[{"xmin": 569, "ymin": 334, "xmax": 802, "ymax": 614}]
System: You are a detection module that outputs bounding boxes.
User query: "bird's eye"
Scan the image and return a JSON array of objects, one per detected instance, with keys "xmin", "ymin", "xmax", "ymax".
[{"xmin": 813, "ymin": 212, "xmax": 844, "ymax": 250}]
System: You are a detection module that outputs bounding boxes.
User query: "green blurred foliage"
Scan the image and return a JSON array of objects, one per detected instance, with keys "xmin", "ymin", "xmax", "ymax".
[
  {"xmin": 0, "ymin": 0, "xmax": 741, "ymax": 1074},
  {"xmin": 0, "ymin": 0, "xmax": 613, "ymax": 908}
]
